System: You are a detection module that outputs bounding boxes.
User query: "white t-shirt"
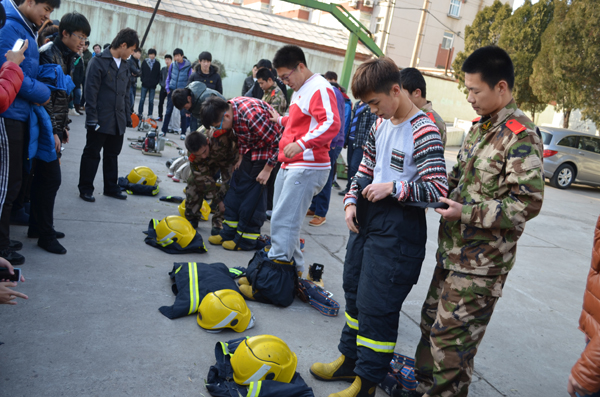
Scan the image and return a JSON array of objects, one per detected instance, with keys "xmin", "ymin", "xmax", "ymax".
[{"xmin": 113, "ymin": 57, "xmax": 121, "ymax": 68}]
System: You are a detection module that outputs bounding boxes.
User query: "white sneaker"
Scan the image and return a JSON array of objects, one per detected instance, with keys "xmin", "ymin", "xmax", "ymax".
[
  {"xmin": 180, "ymin": 133, "xmax": 186, "ymax": 140},
  {"xmin": 69, "ymin": 108, "xmax": 79, "ymax": 116}
]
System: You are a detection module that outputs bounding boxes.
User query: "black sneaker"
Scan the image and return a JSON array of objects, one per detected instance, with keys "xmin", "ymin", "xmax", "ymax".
[
  {"xmin": 9, "ymin": 240, "xmax": 23, "ymax": 251},
  {"xmin": 0, "ymin": 249, "xmax": 25, "ymax": 265},
  {"xmin": 28, "ymin": 229, "xmax": 65, "ymax": 239},
  {"xmin": 38, "ymin": 239, "xmax": 67, "ymax": 255},
  {"xmin": 338, "ymin": 188, "xmax": 349, "ymax": 196}
]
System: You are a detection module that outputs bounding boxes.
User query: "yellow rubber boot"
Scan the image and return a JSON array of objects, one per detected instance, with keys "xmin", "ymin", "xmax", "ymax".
[
  {"xmin": 310, "ymin": 354, "xmax": 356, "ymax": 383},
  {"xmin": 208, "ymin": 234, "xmax": 224, "ymax": 245},
  {"xmin": 328, "ymin": 376, "xmax": 376, "ymax": 397},
  {"xmin": 238, "ymin": 284, "xmax": 256, "ymax": 300},
  {"xmin": 222, "ymin": 240, "xmax": 242, "ymax": 251}
]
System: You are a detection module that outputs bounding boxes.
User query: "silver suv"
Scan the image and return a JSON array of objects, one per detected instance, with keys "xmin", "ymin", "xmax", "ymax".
[{"xmin": 540, "ymin": 127, "xmax": 600, "ymax": 189}]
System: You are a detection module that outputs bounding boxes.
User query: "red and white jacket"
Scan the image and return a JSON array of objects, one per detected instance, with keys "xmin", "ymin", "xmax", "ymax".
[{"xmin": 277, "ymin": 74, "xmax": 340, "ymax": 169}]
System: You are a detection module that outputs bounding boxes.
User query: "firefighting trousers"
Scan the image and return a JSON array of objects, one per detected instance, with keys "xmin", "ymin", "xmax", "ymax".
[
  {"xmin": 337, "ymin": 195, "xmax": 427, "ymax": 384},
  {"xmin": 220, "ymin": 152, "xmax": 267, "ymax": 250}
]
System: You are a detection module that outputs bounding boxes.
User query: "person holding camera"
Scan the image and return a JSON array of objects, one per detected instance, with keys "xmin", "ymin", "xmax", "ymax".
[{"xmin": 0, "ymin": 258, "xmax": 27, "ymax": 305}]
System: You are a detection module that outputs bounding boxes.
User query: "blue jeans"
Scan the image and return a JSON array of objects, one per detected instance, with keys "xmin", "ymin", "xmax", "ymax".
[
  {"xmin": 73, "ymin": 86, "xmax": 81, "ymax": 105},
  {"xmin": 138, "ymin": 86, "xmax": 155, "ymax": 116},
  {"xmin": 161, "ymin": 92, "xmax": 188, "ymax": 134},
  {"xmin": 309, "ymin": 146, "xmax": 343, "ymax": 217},
  {"xmin": 345, "ymin": 142, "xmax": 364, "ymax": 191},
  {"xmin": 129, "ymin": 85, "xmax": 136, "ymax": 114}
]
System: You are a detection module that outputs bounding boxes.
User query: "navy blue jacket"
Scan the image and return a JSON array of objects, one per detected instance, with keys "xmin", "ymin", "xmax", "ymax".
[{"xmin": 0, "ymin": 0, "xmax": 51, "ymax": 122}]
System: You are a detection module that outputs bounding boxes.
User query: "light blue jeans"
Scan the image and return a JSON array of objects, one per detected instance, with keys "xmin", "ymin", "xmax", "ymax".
[
  {"xmin": 268, "ymin": 167, "xmax": 329, "ymax": 273},
  {"xmin": 138, "ymin": 86, "xmax": 156, "ymax": 116}
]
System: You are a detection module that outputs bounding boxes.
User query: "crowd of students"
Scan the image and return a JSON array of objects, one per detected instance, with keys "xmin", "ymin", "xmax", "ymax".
[{"xmin": 0, "ymin": 0, "xmax": 599, "ymax": 396}]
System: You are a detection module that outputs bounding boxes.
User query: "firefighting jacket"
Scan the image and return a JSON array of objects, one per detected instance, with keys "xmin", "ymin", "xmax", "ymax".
[
  {"xmin": 118, "ymin": 177, "xmax": 159, "ymax": 196},
  {"xmin": 159, "ymin": 262, "xmax": 242, "ymax": 319},
  {"xmin": 206, "ymin": 337, "xmax": 315, "ymax": 397}
]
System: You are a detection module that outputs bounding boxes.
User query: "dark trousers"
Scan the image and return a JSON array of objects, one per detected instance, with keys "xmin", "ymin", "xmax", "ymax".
[
  {"xmin": 309, "ymin": 146, "xmax": 343, "ymax": 217},
  {"xmin": 29, "ymin": 159, "xmax": 61, "ymax": 241},
  {"xmin": 129, "ymin": 85, "xmax": 136, "ymax": 114},
  {"xmin": 158, "ymin": 87, "xmax": 167, "ymax": 118},
  {"xmin": 220, "ymin": 153, "xmax": 267, "ymax": 250},
  {"xmin": 338, "ymin": 196, "xmax": 427, "ymax": 384},
  {"xmin": 161, "ymin": 92, "xmax": 188, "ymax": 134},
  {"xmin": 345, "ymin": 143, "xmax": 363, "ymax": 191},
  {"xmin": 266, "ymin": 162, "xmax": 281, "ymax": 211},
  {"xmin": 78, "ymin": 129, "xmax": 125, "ymax": 195},
  {"xmin": 12, "ymin": 170, "xmax": 31, "ymax": 212},
  {"xmin": 0, "ymin": 118, "xmax": 26, "ymax": 249}
]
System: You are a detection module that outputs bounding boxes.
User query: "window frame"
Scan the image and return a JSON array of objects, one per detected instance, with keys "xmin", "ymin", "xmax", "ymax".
[
  {"xmin": 441, "ymin": 31, "xmax": 454, "ymax": 50},
  {"xmin": 448, "ymin": 0, "xmax": 461, "ymax": 18}
]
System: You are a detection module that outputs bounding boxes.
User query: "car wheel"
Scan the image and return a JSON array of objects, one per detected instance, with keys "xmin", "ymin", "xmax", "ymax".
[{"xmin": 550, "ymin": 163, "xmax": 575, "ymax": 189}]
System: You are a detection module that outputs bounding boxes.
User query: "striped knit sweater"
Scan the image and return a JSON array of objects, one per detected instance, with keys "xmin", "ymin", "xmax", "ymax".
[{"xmin": 344, "ymin": 112, "xmax": 448, "ymax": 204}]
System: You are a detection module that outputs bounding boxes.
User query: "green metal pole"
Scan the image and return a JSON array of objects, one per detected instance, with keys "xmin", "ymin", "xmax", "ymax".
[{"xmin": 340, "ymin": 32, "xmax": 358, "ymax": 90}]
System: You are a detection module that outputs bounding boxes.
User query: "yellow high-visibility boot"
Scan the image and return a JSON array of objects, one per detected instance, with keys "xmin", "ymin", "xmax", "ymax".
[
  {"xmin": 328, "ymin": 376, "xmax": 376, "ymax": 397},
  {"xmin": 310, "ymin": 354, "xmax": 356, "ymax": 383}
]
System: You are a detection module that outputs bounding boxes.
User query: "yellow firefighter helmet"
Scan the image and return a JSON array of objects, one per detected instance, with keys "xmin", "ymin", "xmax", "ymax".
[
  {"xmin": 154, "ymin": 216, "xmax": 195, "ymax": 248},
  {"xmin": 197, "ymin": 289, "xmax": 253, "ymax": 333},
  {"xmin": 231, "ymin": 335, "xmax": 297, "ymax": 385},
  {"xmin": 127, "ymin": 166, "xmax": 157, "ymax": 186}
]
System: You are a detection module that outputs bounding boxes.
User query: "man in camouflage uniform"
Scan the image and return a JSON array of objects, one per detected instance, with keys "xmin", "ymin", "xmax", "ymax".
[
  {"xmin": 184, "ymin": 127, "xmax": 238, "ymax": 234},
  {"xmin": 256, "ymin": 68, "xmax": 287, "ymax": 115},
  {"xmin": 414, "ymin": 46, "xmax": 544, "ymax": 397},
  {"xmin": 400, "ymin": 67, "xmax": 447, "ymax": 148}
]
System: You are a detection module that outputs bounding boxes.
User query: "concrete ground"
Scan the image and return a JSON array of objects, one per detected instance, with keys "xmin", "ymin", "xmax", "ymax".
[{"xmin": 1, "ymin": 102, "xmax": 599, "ymax": 397}]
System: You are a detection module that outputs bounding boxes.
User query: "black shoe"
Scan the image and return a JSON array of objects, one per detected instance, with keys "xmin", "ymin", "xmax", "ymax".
[
  {"xmin": 38, "ymin": 238, "xmax": 66, "ymax": 254},
  {"xmin": 80, "ymin": 193, "xmax": 95, "ymax": 202},
  {"xmin": 104, "ymin": 191, "xmax": 127, "ymax": 200},
  {"xmin": 0, "ymin": 249, "xmax": 25, "ymax": 265},
  {"xmin": 210, "ymin": 227, "xmax": 222, "ymax": 236},
  {"xmin": 8, "ymin": 240, "xmax": 23, "ymax": 251},
  {"xmin": 338, "ymin": 188, "xmax": 349, "ymax": 196},
  {"xmin": 28, "ymin": 229, "xmax": 65, "ymax": 239},
  {"xmin": 332, "ymin": 181, "xmax": 341, "ymax": 189}
]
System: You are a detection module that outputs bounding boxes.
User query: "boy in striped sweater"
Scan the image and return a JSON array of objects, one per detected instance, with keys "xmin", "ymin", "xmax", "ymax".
[
  {"xmin": 266, "ymin": 45, "xmax": 341, "ymax": 276},
  {"xmin": 310, "ymin": 57, "xmax": 448, "ymax": 397}
]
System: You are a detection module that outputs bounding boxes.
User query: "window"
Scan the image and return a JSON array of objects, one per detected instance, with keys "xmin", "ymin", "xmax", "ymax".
[
  {"xmin": 578, "ymin": 136, "xmax": 600, "ymax": 154},
  {"xmin": 375, "ymin": 17, "xmax": 384, "ymax": 33},
  {"xmin": 557, "ymin": 135, "xmax": 579, "ymax": 148},
  {"xmin": 441, "ymin": 32, "xmax": 454, "ymax": 50},
  {"xmin": 539, "ymin": 130, "xmax": 553, "ymax": 145},
  {"xmin": 448, "ymin": 0, "xmax": 461, "ymax": 18}
]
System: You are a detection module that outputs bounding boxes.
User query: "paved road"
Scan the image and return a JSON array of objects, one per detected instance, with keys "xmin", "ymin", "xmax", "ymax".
[{"xmin": 1, "ymin": 110, "xmax": 598, "ymax": 396}]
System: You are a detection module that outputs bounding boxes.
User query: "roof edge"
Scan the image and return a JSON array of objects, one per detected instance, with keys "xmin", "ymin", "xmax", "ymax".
[{"xmin": 96, "ymin": 0, "xmax": 371, "ymax": 61}]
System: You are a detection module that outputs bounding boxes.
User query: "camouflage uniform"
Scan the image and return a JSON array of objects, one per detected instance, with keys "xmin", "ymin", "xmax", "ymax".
[
  {"xmin": 185, "ymin": 127, "xmax": 239, "ymax": 229},
  {"xmin": 421, "ymin": 101, "xmax": 447, "ymax": 148},
  {"xmin": 414, "ymin": 100, "xmax": 544, "ymax": 397},
  {"xmin": 262, "ymin": 84, "xmax": 287, "ymax": 115}
]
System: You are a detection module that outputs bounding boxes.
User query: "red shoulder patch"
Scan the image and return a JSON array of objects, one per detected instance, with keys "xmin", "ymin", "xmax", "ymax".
[
  {"xmin": 427, "ymin": 112, "xmax": 435, "ymax": 123},
  {"xmin": 506, "ymin": 120, "xmax": 526, "ymax": 135},
  {"xmin": 472, "ymin": 117, "xmax": 481, "ymax": 123},
  {"xmin": 271, "ymin": 90, "xmax": 276, "ymax": 97}
]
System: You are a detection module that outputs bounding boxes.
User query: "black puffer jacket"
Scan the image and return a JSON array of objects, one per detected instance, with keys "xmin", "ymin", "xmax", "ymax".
[
  {"xmin": 128, "ymin": 56, "xmax": 141, "ymax": 85},
  {"xmin": 38, "ymin": 37, "xmax": 77, "ymax": 140},
  {"xmin": 188, "ymin": 64, "xmax": 222, "ymax": 94}
]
